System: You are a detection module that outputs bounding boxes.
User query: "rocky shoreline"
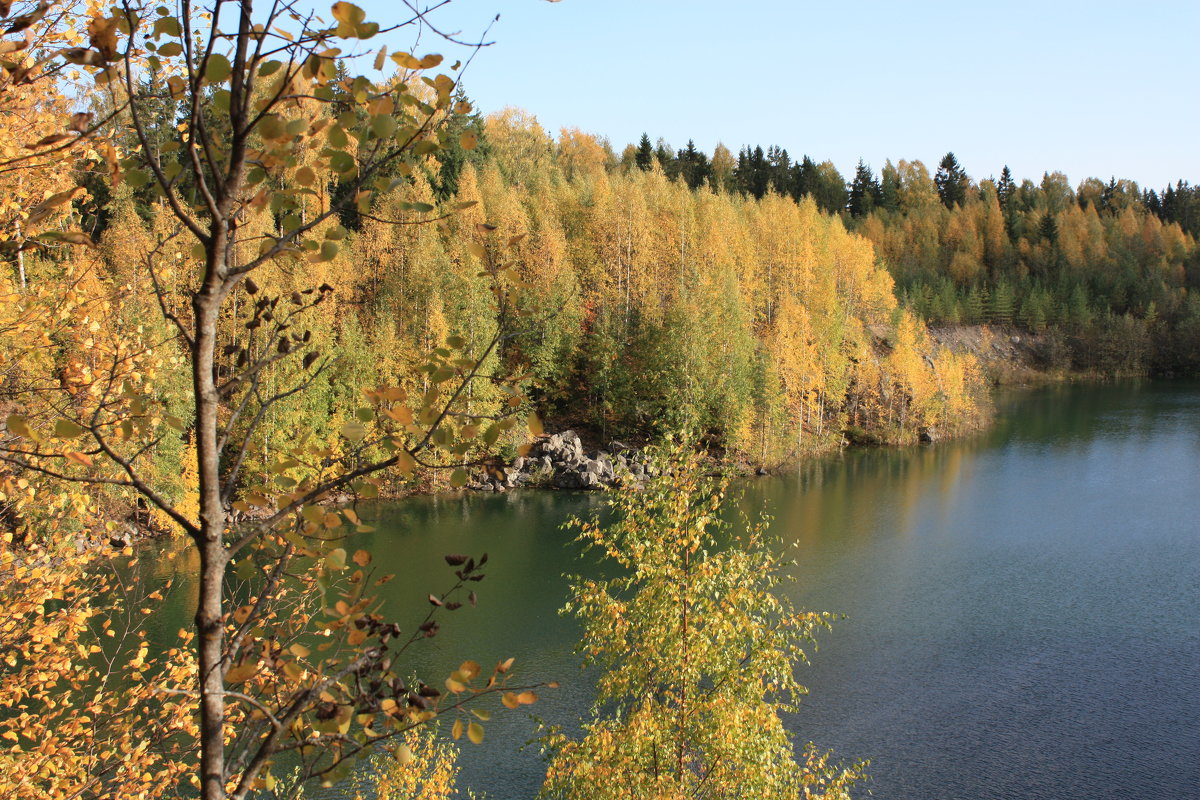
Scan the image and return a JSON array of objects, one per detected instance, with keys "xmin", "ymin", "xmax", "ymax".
[{"xmin": 469, "ymin": 430, "xmax": 656, "ymax": 493}]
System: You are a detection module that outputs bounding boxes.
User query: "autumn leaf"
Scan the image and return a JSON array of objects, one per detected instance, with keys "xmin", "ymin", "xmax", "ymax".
[{"xmin": 331, "ymin": 2, "xmax": 366, "ymax": 25}]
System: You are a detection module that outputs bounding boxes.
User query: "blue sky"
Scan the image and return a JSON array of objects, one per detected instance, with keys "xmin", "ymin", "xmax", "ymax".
[{"xmin": 358, "ymin": 0, "xmax": 1198, "ymax": 190}]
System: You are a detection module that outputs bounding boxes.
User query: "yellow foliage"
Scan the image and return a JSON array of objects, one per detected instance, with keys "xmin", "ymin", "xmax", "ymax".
[
  {"xmin": 356, "ymin": 727, "xmax": 461, "ymax": 800},
  {"xmin": 0, "ymin": 541, "xmax": 197, "ymax": 799}
]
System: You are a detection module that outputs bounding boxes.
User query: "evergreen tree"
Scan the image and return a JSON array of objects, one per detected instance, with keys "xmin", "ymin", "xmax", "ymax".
[
  {"xmin": 935, "ymin": 152, "xmax": 969, "ymax": 208},
  {"xmin": 1038, "ymin": 212, "xmax": 1058, "ymax": 245},
  {"xmin": 997, "ymin": 165, "xmax": 1015, "ymax": 211},
  {"xmin": 1144, "ymin": 188, "xmax": 1161, "ymax": 217},
  {"xmin": 1101, "ymin": 176, "xmax": 1118, "ymax": 212},
  {"xmin": 848, "ymin": 160, "xmax": 881, "ymax": 217},
  {"xmin": 736, "ymin": 145, "xmax": 770, "ymax": 199},
  {"xmin": 766, "ymin": 145, "xmax": 791, "ymax": 194},
  {"xmin": 749, "ymin": 145, "xmax": 770, "ymax": 198},
  {"xmin": 989, "ymin": 281, "xmax": 1015, "ymax": 325},
  {"xmin": 937, "ymin": 279, "xmax": 962, "ymax": 324},
  {"xmin": 1026, "ymin": 289, "xmax": 1050, "ymax": 332},
  {"xmin": 677, "ymin": 140, "xmax": 712, "ymax": 190},
  {"xmin": 1068, "ymin": 284, "xmax": 1093, "ymax": 329},
  {"xmin": 635, "ymin": 133, "xmax": 654, "ymax": 171},
  {"xmin": 433, "ymin": 103, "xmax": 490, "ymax": 199},
  {"xmin": 965, "ymin": 285, "xmax": 988, "ymax": 324},
  {"xmin": 791, "ymin": 155, "xmax": 818, "ymax": 202}
]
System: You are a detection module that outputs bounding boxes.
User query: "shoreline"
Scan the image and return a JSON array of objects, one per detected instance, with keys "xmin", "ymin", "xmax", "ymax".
[{"xmin": 105, "ymin": 325, "xmax": 1172, "ymax": 547}]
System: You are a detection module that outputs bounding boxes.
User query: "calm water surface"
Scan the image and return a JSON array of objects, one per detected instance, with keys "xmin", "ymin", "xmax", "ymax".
[{"xmin": 142, "ymin": 380, "xmax": 1200, "ymax": 799}]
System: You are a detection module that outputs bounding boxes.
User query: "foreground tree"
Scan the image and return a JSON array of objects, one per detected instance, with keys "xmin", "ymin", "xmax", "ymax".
[
  {"xmin": 1, "ymin": 1, "xmax": 540, "ymax": 797},
  {"xmin": 541, "ymin": 443, "xmax": 864, "ymax": 800}
]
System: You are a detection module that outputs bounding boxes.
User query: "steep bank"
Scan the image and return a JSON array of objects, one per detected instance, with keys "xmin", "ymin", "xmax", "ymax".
[
  {"xmin": 928, "ymin": 323, "xmax": 1185, "ymax": 385},
  {"xmin": 930, "ymin": 325, "xmax": 1054, "ymax": 385}
]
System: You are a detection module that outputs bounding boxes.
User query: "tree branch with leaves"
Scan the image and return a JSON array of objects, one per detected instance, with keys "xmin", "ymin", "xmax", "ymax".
[{"xmin": 0, "ymin": 1, "xmax": 544, "ymax": 797}]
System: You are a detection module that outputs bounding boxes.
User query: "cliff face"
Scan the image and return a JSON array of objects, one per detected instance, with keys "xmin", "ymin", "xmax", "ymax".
[{"xmin": 929, "ymin": 325, "xmax": 1061, "ymax": 384}]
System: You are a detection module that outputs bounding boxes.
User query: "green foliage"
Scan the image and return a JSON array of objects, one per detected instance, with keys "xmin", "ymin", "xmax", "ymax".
[{"xmin": 541, "ymin": 443, "xmax": 864, "ymax": 800}]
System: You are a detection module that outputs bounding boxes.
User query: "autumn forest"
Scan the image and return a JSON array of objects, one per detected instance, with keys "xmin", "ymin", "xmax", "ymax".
[{"xmin": 1, "ymin": 1, "xmax": 1197, "ymax": 799}]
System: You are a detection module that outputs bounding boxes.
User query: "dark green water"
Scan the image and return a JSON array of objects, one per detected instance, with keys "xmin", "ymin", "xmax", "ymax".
[{"xmin": 140, "ymin": 380, "xmax": 1200, "ymax": 799}]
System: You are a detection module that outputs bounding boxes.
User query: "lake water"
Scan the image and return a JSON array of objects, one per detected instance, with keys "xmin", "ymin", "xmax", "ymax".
[{"xmin": 141, "ymin": 380, "xmax": 1200, "ymax": 799}]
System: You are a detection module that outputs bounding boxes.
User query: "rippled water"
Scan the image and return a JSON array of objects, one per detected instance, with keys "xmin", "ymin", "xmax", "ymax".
[
  {"xmin": 769, "ymin": 380, "xmax": 1200, "ymax": 799},
  {"xmin": 139, "ymin": 380, "xmax": 1200, "ymax": 798}
]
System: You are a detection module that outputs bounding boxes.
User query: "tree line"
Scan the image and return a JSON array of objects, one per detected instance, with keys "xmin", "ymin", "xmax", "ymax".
[{"xmin": 632, "ymin": 136, "xmax": 1200, "ymax": 374}]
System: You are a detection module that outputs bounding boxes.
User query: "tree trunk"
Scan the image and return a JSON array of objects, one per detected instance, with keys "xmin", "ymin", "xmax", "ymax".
[{"xmin": 193, "ymin": 249, "xmax": 229, "ymax": 800}]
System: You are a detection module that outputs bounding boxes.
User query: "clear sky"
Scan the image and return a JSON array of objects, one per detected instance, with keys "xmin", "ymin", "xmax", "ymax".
[{"xmin": 359, "ymin": 0, "xmax": 1198, "ymax": 190}]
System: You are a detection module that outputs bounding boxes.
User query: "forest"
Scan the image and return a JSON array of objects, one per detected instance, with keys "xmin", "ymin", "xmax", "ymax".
[
  {"xmin": 0, "ymin": 1, "xmax": 1195, "ymax": 799},
  {"xmin": 641, "ymin": 136, "xmax": 1200, "ymax": 374}
]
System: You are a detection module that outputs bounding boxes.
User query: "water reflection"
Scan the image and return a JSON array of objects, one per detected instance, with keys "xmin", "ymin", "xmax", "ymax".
[
  {"xmin": 135, "ymin": 379, "xmax": 1200, "ymax": 799},
  {"xmin": 739, "ymin": 379, "xmax": 1200, "ymax": 800}
]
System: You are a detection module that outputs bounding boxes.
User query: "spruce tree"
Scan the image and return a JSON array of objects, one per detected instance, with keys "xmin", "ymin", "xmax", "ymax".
[
  {"xmin": 1039, "ymin": 212, "xmax": 1058, "ymax": 245},
  {"xmin": 635, "ymin": 133, "xmax": 654, "ymax": 171},
  {"xmin": 997, "ymin": 165, "xmax": 1015, "ymax": 210},
  {"xmin": 848, "ymin": 159, "xmax": 881, "ymax": 217},
  {"xmin": 677, "ymin": 139, "xmax": 711, "ymax": 190},
  {"xmin": 748, "ymin": 145, "xmax": 769, "ymax": 198},
  {"xmin": 965, "ymin": 286, "xmax": 988, "ymax": 324},
  {"xmin": 792, "ymin": 154, "xmax": 818, "ymax": 201},
  {"xmin": 935, "ymin": 151, "xmax": 969, "ymax": 208},
  {"xmin": 766, "ymin": 145, "xmax": 791, "ymax": 194}
]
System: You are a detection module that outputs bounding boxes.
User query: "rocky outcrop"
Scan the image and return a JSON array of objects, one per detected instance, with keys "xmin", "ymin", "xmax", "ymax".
[
  {"xmin": 927, "ymin": 324, "xmax": 1045, "ymax": 384},
  {"xmin": 469, "ymin": 430, "xmax": 652, "ymax": 492}
]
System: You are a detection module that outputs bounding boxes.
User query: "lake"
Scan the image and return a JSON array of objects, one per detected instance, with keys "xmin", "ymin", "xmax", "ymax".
[{"xmin": 140, "ymin": 379, "xmax": 1200, "ymax": 799}]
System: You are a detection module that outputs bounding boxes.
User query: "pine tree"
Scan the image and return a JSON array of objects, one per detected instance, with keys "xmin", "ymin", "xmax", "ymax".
[
  {"xmin": 766, "ymin": 145, "xmax": 791, "ymax": 194},
  {"xmin": 1144, "ymin": 188, "xmax": 1161, "ymax": 217},
  {"xmin": 677, "ymin": 140, "xmax": 711, "ymax": 190},
  {"xmin": 935, "ymin": 152, "xmax": 969, "ymax": 208},
  {"xmin": 988, "ymin": 281, "xmax": 1015, "ymax": 325},
  {"xmin": 848, "ymin": 160, "xmax": 881, "ymax": 217},
  {"xmin": 965, "ymin": 285, "xmax": 988, "ymax": 324},
  {"xmin": 792, "ymin": 154, "xmax": 818, "ymax": 201},
  {"xmin": 1068, "ymin": 284, "xmax": 1093, "ymax": 329},
  {"xmin": 1039, "ymin": 212, "xmax": 1059, "ymax": 245},
  {"xmin": 635, "ymin": 133, "xmax": 654, "ymax": 171},
  {"xmin": 433, "ymin": 102, "xmax": 489, "ymax": 199},
  {"xmin": 997, "ymin": 165, "xmax": 1015, "ymax": 211},
  {"xmin": 740, "ymin": 145, "xmax": 770, "ymax": 198}
]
